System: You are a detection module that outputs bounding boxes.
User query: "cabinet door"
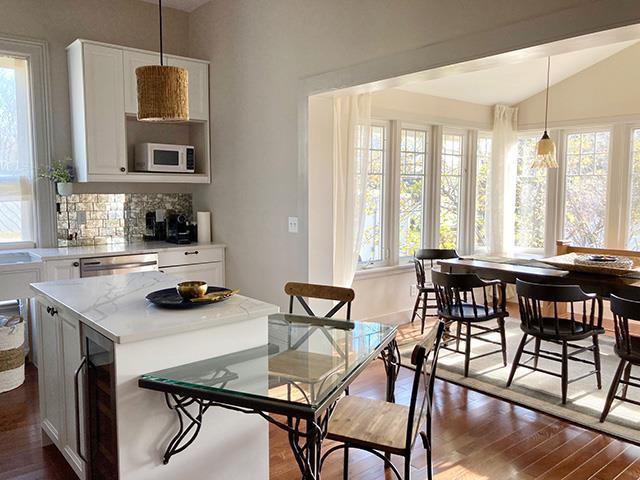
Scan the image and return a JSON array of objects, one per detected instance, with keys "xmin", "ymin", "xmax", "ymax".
[
  {"xmin": 37, "ymin": 304, "xmax": 64, "ymax": 446},
  {"xmin": 45, "ymin": 258, "xmax": 80, "ymax": 281},
  {"xmin": 61, "ymin": 316, "xmax": 87, "ymax": 478},
  {"xmin": 167, "ymin": 57, "xmax": 209, "ymax": 121},
  {"xmin": 123, "ymin": 50, "xmax": 159, "ymax": 115},
  {"xmin": 161, "ymin": 262, "xmax": 224, "ymax": 286},
  {"xmin": 83, "ymin": 43, "xmax": 127, "ymax": 175}
]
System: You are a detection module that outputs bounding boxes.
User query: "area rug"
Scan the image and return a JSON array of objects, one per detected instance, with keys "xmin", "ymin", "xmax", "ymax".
[{"xmin": 396, "ymin": 319, "xmax": 640, "ymax": 444}]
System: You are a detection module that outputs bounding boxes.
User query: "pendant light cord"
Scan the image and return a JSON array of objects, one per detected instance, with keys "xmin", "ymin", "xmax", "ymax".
[
  {"xmin": 544, "ymin": 56, "xmax": 550, "ymax": 131},
  {"xmin": 158, "ymin": 0, "xmax": 164, "ymax": 66}
]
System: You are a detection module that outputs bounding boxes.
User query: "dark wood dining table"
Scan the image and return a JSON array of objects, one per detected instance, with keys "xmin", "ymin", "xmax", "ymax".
[{"xmin": 438, "ymin": 257, "xmax": 640, "ymax": 300}]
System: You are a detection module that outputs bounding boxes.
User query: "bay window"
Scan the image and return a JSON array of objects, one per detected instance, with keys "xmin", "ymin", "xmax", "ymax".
[
  {"xmin": 474, "ymin": 135, "xmax": 491, "ymax": 250},
  {"xmin": 398, "ymin": 127, "xmax": 427, "ymax": 259},
  {"xmin": 628, "ymin": 128, "xmax": 640, "ymax": 249},
  {"xmin": 563, "ymin": 130, "xmax": 610, "ymax": 248},
  {"xmin": 439, "ymin": 132, "xmax": 464, "ymax": 249},
  {"xmin": 514, "ymin": 134, "xmax": 546, "ymax": 250},
  {"xmin": 358, "ymin": 124, "xmax": 387, "ymax": 266}
]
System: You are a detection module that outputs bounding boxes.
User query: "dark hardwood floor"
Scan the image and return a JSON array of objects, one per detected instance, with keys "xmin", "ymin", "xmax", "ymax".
[{"xmin": 2, "ymin": 328, "xmax": 639, "ymax": 479}]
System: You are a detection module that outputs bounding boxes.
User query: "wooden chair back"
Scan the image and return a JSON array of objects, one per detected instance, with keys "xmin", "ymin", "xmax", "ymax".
[
  {"xmin": 516, "ymin": 279, "xmax": 603, "ymax": 337},
  {"xmin": 415, "ymin": 248, "xmax": 459, "ymax": 268},
  {"xmin": 405, "ymin": 320, "xmax": 445, "ymax": 450},
  {"xmin": 431, "ymin": 269, "xmax": 505, "ymax": 320},
  {"xmin": 414, "ymin": 258, "xmax": 426, "ymax": 289},
  {"xmin": 284, "ymin": 282, "xmax": 355, "ymax": 319},
  {"xmin": 610, "ymin": 295, "xmax": 640, "ymax": 360}
]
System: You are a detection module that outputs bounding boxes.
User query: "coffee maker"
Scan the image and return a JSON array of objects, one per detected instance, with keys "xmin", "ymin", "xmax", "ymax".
[
  {"xmin": 143, "ymin": 209, "xmax": 166, "ymax": 241},
  {"xmin": 166, "ymin": 213, "xmax": 192, "ymax": 244}
]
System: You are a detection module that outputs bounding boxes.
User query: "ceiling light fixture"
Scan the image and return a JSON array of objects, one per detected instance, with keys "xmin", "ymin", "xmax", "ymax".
[
  {"xmin": 533, "ymin": 57, "xmax": 558, "ymax": 168},
  {"xmin": 136, "ymin": 0, "xmax": 189, "ymax": 122}
]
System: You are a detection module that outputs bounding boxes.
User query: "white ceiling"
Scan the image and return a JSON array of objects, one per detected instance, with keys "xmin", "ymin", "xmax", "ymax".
[
  {"xmin": 139, "ymin": 0, "xmax": 209, "ymax": 12},
  {"xmin": 396, "ymin": 40, "xmax": 638, "ymax": 106}
]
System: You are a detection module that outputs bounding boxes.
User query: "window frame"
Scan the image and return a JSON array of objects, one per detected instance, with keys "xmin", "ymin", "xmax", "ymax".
[
  {"xmin": 472, "ymin": 131, "xmax": 492, "ymax": 254},
  {"xmin": 357, "ymin": 119, "xmax": 392, "ymax": 270},
  {"xmin": 559, "ymin": 125, "xmax": 613, "ymax": 249},
  {"xmin": 0, "ymin": 36, "xmax": 54, "ymax": 249}
]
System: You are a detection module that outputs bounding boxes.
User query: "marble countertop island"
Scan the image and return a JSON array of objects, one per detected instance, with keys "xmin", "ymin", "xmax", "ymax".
[{"xmin": 30, "ymin": 270, "xmax": 277, "ymax": 343}]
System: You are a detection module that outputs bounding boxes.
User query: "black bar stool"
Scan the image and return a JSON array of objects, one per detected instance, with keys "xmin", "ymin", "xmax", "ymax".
[
  {"xmin": 600, "ymin": 294, "xmax": 640, "ymax": 422},
  {"xmin": 507, "ymin": 279, "xmax": 604, "ymax": 404},
  {"xmin": 411, "ymin": 249, "xmax": 458, "ymax": 334}
]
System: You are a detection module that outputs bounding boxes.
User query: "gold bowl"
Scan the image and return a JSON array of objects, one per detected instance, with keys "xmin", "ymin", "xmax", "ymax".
[{"xmin": 176, "ymin": 281, "xmax": 208, "ymax": 300}]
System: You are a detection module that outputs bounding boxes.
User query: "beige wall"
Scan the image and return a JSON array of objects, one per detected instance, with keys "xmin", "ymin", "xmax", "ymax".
[
  {"xmin": 188, "ymin": 0, "xmax": 640, "ymax": 310},
  {"xmin": 372, "ymin": 89, "xmax": 493, "ymax": 130},
  {"xmin": 518, "ymin": 42, "xmax": 640, "ymax": 128},
  {"xmin": 0, "ymin": 0, "xmax": 192, "ymax": 194}
]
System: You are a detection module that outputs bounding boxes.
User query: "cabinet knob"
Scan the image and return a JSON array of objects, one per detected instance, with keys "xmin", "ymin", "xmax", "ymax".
[
  {"xmin": 72, "ymin": 261, "xmax": 80, "ymax": 267},
  {"xmin": 46, "ymin": 306, "xmax": 51, "ymax": 314},
  {"xmin": 49, "ymin": 307, "xmax": 58, "ymax": 317},
  {"xmin": 120, "ymin": 167, "xmax": 126, "ymax": 172},
  {"xmin": 184, "ymin": 250, "xmax": 199, "ymax": 255}
]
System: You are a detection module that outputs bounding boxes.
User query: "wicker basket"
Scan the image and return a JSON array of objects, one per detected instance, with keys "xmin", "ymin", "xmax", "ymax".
[{"xmin": 0, "ymin": 314, "xmax": 25, "ymax": 393}]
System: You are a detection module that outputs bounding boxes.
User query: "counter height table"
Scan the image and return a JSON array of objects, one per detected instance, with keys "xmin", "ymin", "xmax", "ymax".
[
  {"xmin": 139, "ymin": 313, "xmax": 399, "ymax": 480},
  {"xmin": 438, "ymin": 257, "xmax": 640, "ymax": 300}
]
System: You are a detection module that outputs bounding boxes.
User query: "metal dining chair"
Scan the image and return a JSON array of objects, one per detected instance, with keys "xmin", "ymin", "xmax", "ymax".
[
  {"xmin": 411, "ymin": 249, "xmax": 458, "ymax": 334},
  {"xmin": 431, "ymin": 269, "xmax": 508, "ymax": 377},
  {"xmin": 600, "ymin": 294, "xmax": 640, "ymax": 422},
  {"xmin": 507, "ymin": 279, "xmax": 604, "ymax": 404},
  {"xmin": 320, "ymin": 320, "xmax": 445, "ymax": 480}
]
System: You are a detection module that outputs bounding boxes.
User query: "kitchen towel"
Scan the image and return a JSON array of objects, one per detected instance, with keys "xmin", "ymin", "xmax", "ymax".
[{"xmin": 197, "ymin": 211, "xmax": 211, "ymax": 243}]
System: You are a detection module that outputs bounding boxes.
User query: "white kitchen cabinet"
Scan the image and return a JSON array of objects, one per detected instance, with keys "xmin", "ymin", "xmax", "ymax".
[
  {"xmin": 68, "ymin": 41, "xmax": 126, "ymax": 180},
  {"xmin": 37, "ymin": 303, "xmax": 64, "ymax": 447},
  {"xmin": 166, "ymin": 57, "xmax": 209, "ymax": 121},
  {"xmin": 61, "ymin": 316, "xmax": 87, "ymax": 478},
  {"xmin": 44, "ymin": 258, "xmax": 81, "ymax": 281},
  {"xmin": 161, "ymin": 262, "xmax": 224, "ymax": 287},
  {"xmin": 123, "ymin": 50, "xmax": 159, "ymax": 115}
]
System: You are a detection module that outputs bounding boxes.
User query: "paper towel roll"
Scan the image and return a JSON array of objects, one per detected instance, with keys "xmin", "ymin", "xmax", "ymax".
[{"xmin": 197, "ymin": 211, "xmax": 211, "ymax": 243}]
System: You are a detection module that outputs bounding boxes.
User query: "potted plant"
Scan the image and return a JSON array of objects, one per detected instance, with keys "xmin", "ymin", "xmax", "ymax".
[{"xmin": 38, "ymin": 158, "xmax": 75, "ymax": 195}]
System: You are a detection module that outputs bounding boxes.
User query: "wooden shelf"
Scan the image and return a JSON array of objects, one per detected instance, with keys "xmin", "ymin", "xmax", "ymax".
[{"xmin": 85, "ymin": 172, "xmax": 210, "ymax": 184}]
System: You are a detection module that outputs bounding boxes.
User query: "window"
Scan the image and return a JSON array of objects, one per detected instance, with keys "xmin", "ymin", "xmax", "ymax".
[
  {"xmin": 629, "ymin": 129, "xmax": 640, "ymax": 249},
  {"xmin": 358, "ymin": 124, "xmax": 386, "ymax": 265},
  {"xmin": 563, "ymin": 130, "xmax": 610, "ymax": 248},
  {"xmin": 0, "ymin": 55, "xmax": 35, "ymax": 245},
  {"xmin": 399, "ymin": 128, "xmax": 427, "ymax": 258},
  {"xmin": 514, "ymin": 134, "xmax": 546, "ymax": 250},
  {"xmin": 474, "ymin": 135, "xmax": 491, "ymax": 250},
  {"xmin": 439, "ymin": 132, "xmax": 464, "ymax": 249}
]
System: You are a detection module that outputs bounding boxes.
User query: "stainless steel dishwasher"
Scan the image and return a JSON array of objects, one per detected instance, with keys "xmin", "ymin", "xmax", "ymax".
[{"xmin": 80, "ymin": 253, "xmax": 158, "ymax": 277}]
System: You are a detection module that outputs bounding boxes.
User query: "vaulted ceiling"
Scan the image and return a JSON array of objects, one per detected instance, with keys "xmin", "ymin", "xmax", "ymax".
[{"xmin": 396, "ymin": 40, "xmax": 637, "ymax": 106}]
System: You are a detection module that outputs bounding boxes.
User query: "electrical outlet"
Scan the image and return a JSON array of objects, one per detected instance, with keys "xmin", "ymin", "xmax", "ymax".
[
  {"xmin": 409, "ymin": 285, "xmax": 417, "ymax": 297},
  {"xmin": 288, "ymin": 216, "xmax": 298, "ymax": 233}
]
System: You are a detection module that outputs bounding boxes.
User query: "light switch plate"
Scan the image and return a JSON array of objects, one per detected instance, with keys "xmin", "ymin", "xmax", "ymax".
[{"xmin": 288, "ymin": 216, "xmax": 298, "ymax": 233}]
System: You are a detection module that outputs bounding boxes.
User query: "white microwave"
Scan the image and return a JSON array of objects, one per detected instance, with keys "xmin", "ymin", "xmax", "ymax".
[{"xmin": 134, "ymin": 143, "xmax": 195, "ymax": 173}]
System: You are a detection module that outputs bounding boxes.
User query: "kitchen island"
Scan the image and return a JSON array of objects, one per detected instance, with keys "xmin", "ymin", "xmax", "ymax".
[{"xmin": 30, "ymin": 271, "xmax": 278, "ymax": 480}]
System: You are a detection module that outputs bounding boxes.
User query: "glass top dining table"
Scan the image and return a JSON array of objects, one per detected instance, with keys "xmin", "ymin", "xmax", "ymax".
[{"xmin": 138, "ymin": 313, "xmax": 399, "ymax": 478}]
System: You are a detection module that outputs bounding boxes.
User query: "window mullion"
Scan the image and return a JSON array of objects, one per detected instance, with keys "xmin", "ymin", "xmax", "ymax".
[
  {"xmin": 430, "ymin": 125, "xmax": 443, "ymax": 248},
  {"xmin": 388, "ymin": 120, "xmax": 400, "ymax": 266},
  {"xmin": 462, "ymin": 130, "xmax": 478, "ymax": 255}
]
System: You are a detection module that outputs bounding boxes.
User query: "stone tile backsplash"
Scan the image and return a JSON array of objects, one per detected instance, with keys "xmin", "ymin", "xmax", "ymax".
[{"xmin": 57, "ymin": 193, "xmax": 193, "ymax": 246}]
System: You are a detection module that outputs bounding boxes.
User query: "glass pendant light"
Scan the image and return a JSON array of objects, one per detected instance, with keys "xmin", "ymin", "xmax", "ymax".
[
  {"xmin": 533, "ymin": 57, "xmax": 558, "ymax": 168},
  {"xmin": 136, "ymin": 0, "xmax": 189, "ymax": 122}
]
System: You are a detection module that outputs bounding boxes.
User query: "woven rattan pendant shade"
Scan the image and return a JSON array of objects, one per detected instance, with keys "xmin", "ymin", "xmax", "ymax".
[{"xmin": 136, "ymin": 65, "xmax": 189, "ymax": 122}]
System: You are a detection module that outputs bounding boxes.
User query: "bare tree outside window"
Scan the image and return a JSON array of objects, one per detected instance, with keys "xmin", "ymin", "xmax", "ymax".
[
  {"xmin": 563, "ymin": 131, "xmax": 610, "ymax": 248},
  {"xmin": 399, "ymin": 128, "xmax": 427, "ymax": 258},
  {"xmin": 439, "ymin": 133, "xmax": 463, "ymax": 249}
]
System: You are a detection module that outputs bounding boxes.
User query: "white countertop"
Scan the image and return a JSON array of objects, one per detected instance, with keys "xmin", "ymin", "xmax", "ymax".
[{"xmin": 30, "ymin": 271, "xmax": 278, "ymax": 344}]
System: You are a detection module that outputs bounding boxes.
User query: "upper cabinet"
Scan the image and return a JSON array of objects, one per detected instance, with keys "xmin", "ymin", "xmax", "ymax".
[
  {"xmin": 67, "ymin": 40, "xmax": 211, "ymax": 184},
  {"xmin": 68, "ymin": 42, "xmax": 127, "ymax": 179}
]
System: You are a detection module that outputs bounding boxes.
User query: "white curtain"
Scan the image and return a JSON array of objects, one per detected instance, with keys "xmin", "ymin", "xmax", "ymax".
[
  {"xmin": 332, "ymin": 93, "xmax": 371, "ymax": 287},
  {"xmin": 488, "ymin": 105, "xmax": 518, "ymax": 256}
]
